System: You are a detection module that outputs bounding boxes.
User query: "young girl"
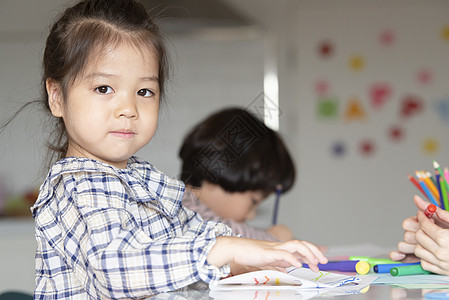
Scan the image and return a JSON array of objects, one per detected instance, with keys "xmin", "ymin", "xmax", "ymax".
[
  {"xmin": 180, "ymin": 107, "xmax": 295, "ymax": 242},
  {"xmin": 29, "ymin": 0, "xmax": 327, "ymax": 298}
]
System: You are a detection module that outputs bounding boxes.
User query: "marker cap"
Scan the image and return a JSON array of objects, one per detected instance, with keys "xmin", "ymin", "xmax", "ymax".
[
  {"xmin": 390, "ymin": 264, "xmax": 431, "ymax": 276},
  {"xmin": 425, "ymin": 204, "xmax": 437, "ymax": 218},
  {"xmin": 355, "ymin": 261, "xmax": 370, "ymax": 275},
  {"xmin": 390, "ymin": 267, "xmax": 399, "ymax": 276}
]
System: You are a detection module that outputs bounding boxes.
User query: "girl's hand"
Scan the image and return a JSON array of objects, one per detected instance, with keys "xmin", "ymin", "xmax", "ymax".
[
  {"xmin": 390, "ymin": 215, "xmax": 420, "ymax": 262},
  {"xmin": 208, "ymin": 237, "xmax": 327, "ymax": 275},
  {"xmin": 414, "ymin": 206, "xmax": 449, "ymax": 275},
  {"xmin": 390, "ymin": 195, "xmax": 428, "ymax": 262}
]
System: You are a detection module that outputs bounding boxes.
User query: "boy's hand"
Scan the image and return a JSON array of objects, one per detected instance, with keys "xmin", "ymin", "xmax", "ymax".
[{"xmin": 268, "ymin": 224, "xmax": 294, "ymax": 242}]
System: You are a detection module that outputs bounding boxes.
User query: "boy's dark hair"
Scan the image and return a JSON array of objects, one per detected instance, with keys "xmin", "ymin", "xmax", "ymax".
[
  {"xmin": 179, "ymin": 107, "xmax": 296, "ymax": 195},
  {"xmin": 1, "ymin": 0, "xmax": 170, "ymax": 170}
]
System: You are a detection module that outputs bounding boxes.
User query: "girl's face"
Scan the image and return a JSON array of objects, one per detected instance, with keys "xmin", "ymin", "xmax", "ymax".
[
  {"xmin": 47, "ymin": 42, "xmax": 160, "ymax": 168},
  {"xmin": 197, "ymin": 182, "xmax": 265, "ymax": 222}
]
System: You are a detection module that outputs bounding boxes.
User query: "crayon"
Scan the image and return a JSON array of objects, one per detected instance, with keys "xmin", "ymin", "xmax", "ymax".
[
  {"xmin": 373, "ymin": 262, "xmax": 420, "ymax": 273},
  {"xmin": 390, "ymin": 264, "xmax": 432, "ymax": 276},
  {"xmin": 425, "ymin": 204, "xmax": 437, "ymax": 218}
]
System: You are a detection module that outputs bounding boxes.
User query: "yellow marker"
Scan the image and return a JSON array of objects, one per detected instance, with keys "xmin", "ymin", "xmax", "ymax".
[
  {"xmin": 275, "ymin": 278, "xmax": 280, "ymax": 285},
  {"xmin": 355, "ymin": 261, "xmax": 370, "ymax": 275}
]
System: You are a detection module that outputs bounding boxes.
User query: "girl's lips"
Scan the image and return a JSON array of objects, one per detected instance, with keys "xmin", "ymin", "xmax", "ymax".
[{"xmin": 110, "ymin": 130, "xmax": 135, "ymax": 139}]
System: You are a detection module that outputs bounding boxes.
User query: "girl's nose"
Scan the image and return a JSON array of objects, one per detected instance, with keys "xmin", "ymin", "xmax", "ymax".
[{"xmin": 114, "ymin": 95, "xmax": 138, "ymax": 119}]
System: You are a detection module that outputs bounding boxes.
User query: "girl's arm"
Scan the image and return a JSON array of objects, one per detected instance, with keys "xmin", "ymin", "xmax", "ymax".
[
  {"xmin": 68, "ymin": 204, "xmax": 231, "ymax": 298},
  {"xmin": 207, "ymin": 236, "xmax": 328, "ymax": 274}
]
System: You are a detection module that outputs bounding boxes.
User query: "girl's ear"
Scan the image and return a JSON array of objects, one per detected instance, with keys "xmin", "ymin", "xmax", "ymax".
[{"xmin": 46, "ymin": 79, "xmax": 64, "ymax": 117}]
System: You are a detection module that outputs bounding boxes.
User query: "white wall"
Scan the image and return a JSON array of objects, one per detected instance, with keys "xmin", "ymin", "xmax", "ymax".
[
  {"xmin": 287, "ymin": 1, "xmax": 449, "ymax": 248},
  {"xmin": 228, "ymin": 0, "xmax": 449, "ymax": 247}
]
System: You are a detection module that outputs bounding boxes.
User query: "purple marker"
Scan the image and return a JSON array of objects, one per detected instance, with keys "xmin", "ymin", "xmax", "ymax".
[{"xmin": 303, "ymin": 260, "xmax": 359, "ymax": 272}]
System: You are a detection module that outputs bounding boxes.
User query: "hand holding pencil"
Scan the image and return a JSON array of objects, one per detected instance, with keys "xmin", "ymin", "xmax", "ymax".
[
  {"xmin": 391, "ymin": 195, "xmax": 449, "ymax": 275},
  {"xmin": 414, "ymin": 197, "xmax": 449, "ymax": 276}
]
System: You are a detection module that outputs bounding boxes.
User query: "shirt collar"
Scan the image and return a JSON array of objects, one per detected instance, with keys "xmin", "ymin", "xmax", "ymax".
[{"xmin": 31, "ymin": 156, "xmax": 185, "ymax": 219}]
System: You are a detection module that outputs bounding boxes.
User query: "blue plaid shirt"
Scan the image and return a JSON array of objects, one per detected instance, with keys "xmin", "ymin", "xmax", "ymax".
[{"xmin": 31, "ymin": 156, "xmax": 232, "ymax": 299}]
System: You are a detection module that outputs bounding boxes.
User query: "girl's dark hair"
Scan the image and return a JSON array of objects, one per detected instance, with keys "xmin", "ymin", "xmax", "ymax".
[
  {"xmin": 179, "ymin": 107, "xmax": 296, "ymax": 195},
  {"xmin": 41, "ymin": 0, "xmax": 170, "ymax": 166}
]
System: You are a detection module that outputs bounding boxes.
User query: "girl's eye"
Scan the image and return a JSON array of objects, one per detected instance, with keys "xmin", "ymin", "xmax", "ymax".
[
  {"xmin": 137, "ymin": 89, "xmax": 154, "ymax": 97},
  {"xmin": 95, "ymin": 86, "xmax": 113, "ymax": 94}
]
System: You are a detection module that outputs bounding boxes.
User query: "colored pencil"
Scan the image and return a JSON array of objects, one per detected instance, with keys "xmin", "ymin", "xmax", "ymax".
[
  {"xmin": 436, "ymin": 172, "xmax": 445, "ymax": 210},
  {"xmin": 433, "ymin": 161, "xmax": 445, "ymax": 179},
  {"xmin": 422, "ymin": 171, "xmax": 441, "ymax": 204},
  {"xmin": 445, "ymin": 167, "xmax": 449, "ymax": 186},
  {"xmin": 434, "ymin": 161, "xmax": 449, "ymax": 206},
  {"xmin": 416, "ymin": 172, "xmax": 439, "ymax": 206},
  {"xmin": 407, "ymin": 174, "xmax": 427, "ymax": 198},
  {"xmin": 441, "ymin": 176, "xmax": 449, "ymax": 212}
]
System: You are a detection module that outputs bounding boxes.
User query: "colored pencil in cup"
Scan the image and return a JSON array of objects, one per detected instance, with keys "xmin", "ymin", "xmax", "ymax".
[
  {"xmin": 445, "ymin": 167, "xmax": 449, "ymax": 186},
  {"xmin": 441, "ymin": 176, "xmax": 449, "ymax": 212},
  {"xmin": 423, "ymin": 171, "xmax": 440, "ymax": 204},
  {"xmin": 434, "ymin": 161, "xmax": 449, "ymax": 209},
  {"xmin": 416, "ymin": 171, "xmax": 439, "ymax": 206},
  {"xmin": 407, "ymin": 174, "xmax": 427, "ymax": 198},
  {"xmin": 436, "ymin": 172, "xmax": 445, "ymax": 210}
]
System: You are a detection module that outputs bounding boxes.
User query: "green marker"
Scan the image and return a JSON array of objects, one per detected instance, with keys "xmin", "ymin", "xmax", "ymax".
[
  {"xmin": 390, "ymin": 264, "xmax": 432, "ymax": 276},
  {"xmin": 349, "ymin": 256, "xmax": 396, "ymax": 265}
]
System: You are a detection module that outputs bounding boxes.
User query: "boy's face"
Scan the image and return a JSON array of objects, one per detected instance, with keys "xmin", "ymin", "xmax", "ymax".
[
  {"xmin": 198, "ymin": 182, "xmax": 265, "ymax": 222},
  {"xmin": 47, "ymin": 43, "xmax": 160, "ymax": 168}
]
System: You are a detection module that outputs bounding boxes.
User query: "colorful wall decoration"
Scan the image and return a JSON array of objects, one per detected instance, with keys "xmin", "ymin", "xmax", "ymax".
[{"xmin": 311, "ymin": 23, "xmax": 449, "ymax": 159}]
